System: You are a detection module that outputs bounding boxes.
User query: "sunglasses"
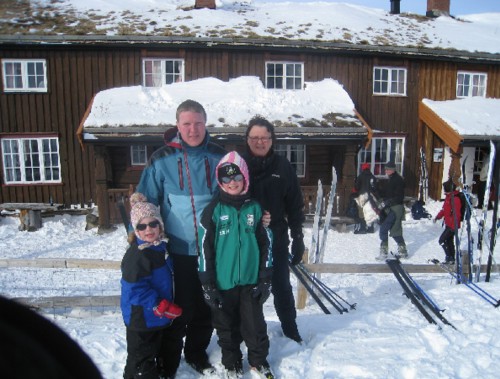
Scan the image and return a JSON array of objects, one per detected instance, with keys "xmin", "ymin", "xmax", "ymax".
[
  {"xmin": 136, "ymin": 220, "xmax": 161, "ymax": 231},
  {"xmin": 221, "ymin": 174, "xmax": 244, "ymax": 184}
]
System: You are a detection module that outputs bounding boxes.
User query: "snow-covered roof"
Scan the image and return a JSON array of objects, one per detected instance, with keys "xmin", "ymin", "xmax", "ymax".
[
  {"xmin": 81, "ymin": 77, "xmax": 366, "ymax": 141},
  {"xmin": 1, "ymin": 1, "xmax": 500, "ymax": 56},
  {"xmin": 422, "ymin": 97, "xmax": 500, "ymax": 139}
]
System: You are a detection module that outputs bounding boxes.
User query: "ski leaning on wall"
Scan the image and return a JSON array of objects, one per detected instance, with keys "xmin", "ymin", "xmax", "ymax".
[
  {"xmin": 309, "ymin": 180, "xmax": 323, "ymax": 264},
  {"xmin": 475, "ymin": 141, "xmax": 496, "ymax": 282},
  {"xmin": 317, "ymin": 166, "xmax": 337, "ymax": 265},
  {"xmin": 419, "ymin": 147, "xmax": 429, "ymax": 203}
]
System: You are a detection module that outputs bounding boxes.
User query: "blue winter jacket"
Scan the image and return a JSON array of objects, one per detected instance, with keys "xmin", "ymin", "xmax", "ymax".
[
  {"xmin": 137, "ymin": 129, "xmax": 225, "ymax": 256},
  {"xmin": 121, "ymin": 241, "xmax": 174, "ymax": 330}
]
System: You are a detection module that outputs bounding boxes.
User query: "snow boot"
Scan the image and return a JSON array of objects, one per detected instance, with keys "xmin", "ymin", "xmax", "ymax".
[
  {"xmin": 397, "ymin": 243, "xmax": 408, "ymax": 259},
  {"xmin": 250, "ymin": 362, "xmax": 274, "ymax": 379},
  {"xmin": 376, "ymin": 241, "xmax": 388, "ymax": 261},
  {"xmin": 366, "ymin": 224, "xmax": 375, "ymax": 233},
  {"xmin": 354, "ymin": 220, "xmax": 367, "ymax": 234}
]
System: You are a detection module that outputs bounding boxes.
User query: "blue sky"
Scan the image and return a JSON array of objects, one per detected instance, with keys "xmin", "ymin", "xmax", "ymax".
[{"xmin": 261, "ymin": 1, "xmax": 500, "ymax": 15}]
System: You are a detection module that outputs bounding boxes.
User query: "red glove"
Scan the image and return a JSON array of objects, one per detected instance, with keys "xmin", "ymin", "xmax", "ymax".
[{"xmin": 153, "ymin": 299, "xmax": 182, "ymax": 319}]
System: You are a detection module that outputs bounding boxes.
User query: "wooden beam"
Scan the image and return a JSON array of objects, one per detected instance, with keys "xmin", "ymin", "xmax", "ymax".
[{"xmin": 419, "ymin": 102, "xmax": 463, "ymax": 153}]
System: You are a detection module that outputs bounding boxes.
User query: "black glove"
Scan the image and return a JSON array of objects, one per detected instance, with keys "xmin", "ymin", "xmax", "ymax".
[
  {"xmin": 202, "ymin": 284, "xmax": 223, "ymax": 309},
  {"xmin": 252, "ymin": 279, "xmax": 272, "ymax": 305},
  {"xmin": 290, "ymin": 235, "xmax": 305, "ymax": 266}
]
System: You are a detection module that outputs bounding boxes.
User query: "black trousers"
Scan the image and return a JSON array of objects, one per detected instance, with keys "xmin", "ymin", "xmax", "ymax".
[
  {"xmin": 271, "ymin": 248, "xmax": 298, "ymax": 335},
  {"xmin": 439, "ymin": 227, "xmax": 456, "ymax": 260},
  {"xmin": 159, "ymin": 255, "xmax": 213, "ymax": 375},
  {"xmin": 212, "ymin": 285, "xmax": 269, "ymax": 369},
  {"xmin": 124, "ymin": 329, "xmax": 161, "ymax": 379}
]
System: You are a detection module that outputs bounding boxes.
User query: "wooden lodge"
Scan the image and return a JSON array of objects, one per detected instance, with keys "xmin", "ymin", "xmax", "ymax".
[{"xmin": 1, "ymin": 1, "xmax": 500, "ymax": 229}]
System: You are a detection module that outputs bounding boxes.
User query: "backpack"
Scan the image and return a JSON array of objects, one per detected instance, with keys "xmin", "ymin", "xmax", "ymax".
[{"xmin": 411, "ymin": 200, "xmax": 432, "ymax": 220}]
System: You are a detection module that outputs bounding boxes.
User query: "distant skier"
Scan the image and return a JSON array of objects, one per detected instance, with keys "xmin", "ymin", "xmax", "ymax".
[
  {"xmin": 434, "ymin": 180, "xmax": 462, "ymax": 265},
  {"xmin": 376, "ymin": 161, "xmax": 407, "ymax": 260}
]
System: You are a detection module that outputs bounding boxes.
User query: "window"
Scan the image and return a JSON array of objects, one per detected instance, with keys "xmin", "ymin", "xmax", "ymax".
[
  {"xmin": 358, "ymin": 137, "xmax": 405, "ymax": 176},
  {"xmin": 131, "ymin": 145, "xmax": 147, "ymax": 166},
  {"xmin": 265, "ymin": 62, "xmax": 303, "ymax": 90},
  {"xmin": 275, "ymin": 144, "xmax": 306, "ymax": 177},
  {"xmin": 1, "ymin": 136, "xmax": 61, "ymax": 184},
  {"xmin": 2, "ymin": 59, "xmax": 47, "ymax": 92},
  {"xmin": 142, "ymin": 59, "xmax": 184, "ymax": 87},
  {"xmin": 456, "ymin": 71, "xmax": 487, "ymax": 98},
  {"xmin": 373, "ymin": 67, "xmax": 407, "ymax": 96}
]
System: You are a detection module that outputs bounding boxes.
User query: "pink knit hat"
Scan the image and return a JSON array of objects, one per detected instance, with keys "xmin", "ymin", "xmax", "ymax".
[
  {"xmin": 129, "ymin": 193, "xmax": 164, "ymax": 237},
  {"xmin": 216, "ymin": 151, "xmax": 250, "ymax": 194}
]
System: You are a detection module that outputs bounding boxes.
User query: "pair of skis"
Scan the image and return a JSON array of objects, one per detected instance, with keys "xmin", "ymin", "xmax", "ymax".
[
  {"xmin": 309, "ymin": 166, "xmax": 337, "ymax": 265},
  {"xmin": 387, "ymin": 257, "xmax": 456, "ymax": 329},
  {"xmin": 429, "ymin": 259, "xmax": 500, "ymax": 308},
  {"xmin": 289, "ymin": 257, "xmax": 356, "ymax": 315},
  {"xmin": 475, "ymin": 141, "xmax": 497, "ymax": 282}
]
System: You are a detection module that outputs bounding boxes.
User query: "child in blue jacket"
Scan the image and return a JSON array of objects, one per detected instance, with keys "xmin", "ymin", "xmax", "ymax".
[{"xmin": 121, "ymin": 193, "xmax": 182, "ymax": 379}]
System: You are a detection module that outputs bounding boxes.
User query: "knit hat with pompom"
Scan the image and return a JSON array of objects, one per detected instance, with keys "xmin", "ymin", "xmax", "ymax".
[{"xmin": 129, "ymin": 193, "xmax": 164, "ymax": 238}]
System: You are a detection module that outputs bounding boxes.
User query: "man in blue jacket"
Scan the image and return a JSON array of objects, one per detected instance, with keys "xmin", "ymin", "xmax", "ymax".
[{"xmin": 137, "ymin": 99, "xmax": 225, "ymax": 377}]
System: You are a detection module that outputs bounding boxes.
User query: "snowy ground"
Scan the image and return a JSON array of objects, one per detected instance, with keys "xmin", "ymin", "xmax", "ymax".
[{"xmin": 1, "ymin": 200, "xmax": 499, "ymax": 379}]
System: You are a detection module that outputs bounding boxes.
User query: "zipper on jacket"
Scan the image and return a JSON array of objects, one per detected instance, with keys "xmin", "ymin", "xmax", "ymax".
[
  {"xmin": 177, "ymin": 158, "xmax": 184, "ymax": 190},
  {"xmin": 204, "ymin": 156, "xmax": 212, "ymax": 194}
]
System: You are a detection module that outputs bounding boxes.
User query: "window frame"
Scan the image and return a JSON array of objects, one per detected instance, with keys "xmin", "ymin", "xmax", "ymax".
[
  {"xmin": 357, "ymin": 136, "xmax": 405, "ymax": 177},
  {"xmin": 142, "ymin": 58, "xmax": 184, "ymax": 87},
  {"xmin": 372, "ymin": 66, "xmax": 407, "ymax": 96},
  {"xmin": 456, "ymin": 71, "xmax": 487, "ymax": 98},
  {"xmin": 2, "ymin": 59, "xmax": 48, "ymax": 93},
  {"xmin": 265, "ymin": 61, "xmax": 304, "ymax": 90},
  {"xmin": 274, "ymin": 144, "xmax": 306, "ymax": 178},
  {"xmin": 130, "ymin": 145, "xmax": 148, "ymax": 166},
  {"xmin": 1, "ymin": 135, "xmax": 61, "ymax": 185}
]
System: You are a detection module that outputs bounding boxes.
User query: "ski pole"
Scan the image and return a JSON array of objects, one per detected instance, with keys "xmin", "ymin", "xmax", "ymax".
[
  {"xmin": 295, "ymin": 263, "xmax": 346, "ymax": 313},
  {"xmin": 298, "ymin": 263, "xmax": 356, "ymax": 310},
  {"xmin": 289, "ymin": 263, "xmax": 331, "ymax": 314}
]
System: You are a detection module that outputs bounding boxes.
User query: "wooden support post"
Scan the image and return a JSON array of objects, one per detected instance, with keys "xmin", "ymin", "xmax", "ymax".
[{"xmin": 296, "ymin": 249, "xmax": 308, "ymax": 309}]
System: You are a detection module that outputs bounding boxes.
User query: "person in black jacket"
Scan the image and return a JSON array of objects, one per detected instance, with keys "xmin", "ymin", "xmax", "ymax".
[
  {"xmin": 242, "ymin": 116, "xmax": 305, "ymax": 343},
  {"xmin": 376, "ymin": 162, "xmax": 408, "ymax": 260},
  {"xmin": 121, "ymin": 193, "xmax": 182, "ymax": 379}
]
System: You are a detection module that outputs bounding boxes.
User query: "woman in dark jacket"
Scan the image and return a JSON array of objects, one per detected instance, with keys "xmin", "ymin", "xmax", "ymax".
[{"xmin": 242, "ymin": 116, "xmax": 305, "ymax": 343}]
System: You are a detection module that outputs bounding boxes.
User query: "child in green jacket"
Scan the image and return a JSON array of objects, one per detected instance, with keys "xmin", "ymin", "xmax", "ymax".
[{"xmin": 198, "ymin": 151, "xmax": 274, "ymax": 379}]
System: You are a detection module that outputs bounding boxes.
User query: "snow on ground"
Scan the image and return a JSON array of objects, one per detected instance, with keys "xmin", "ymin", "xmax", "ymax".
[{"xmin": 1, "ymin": 200, "xmax": 500, "ymax": 378}]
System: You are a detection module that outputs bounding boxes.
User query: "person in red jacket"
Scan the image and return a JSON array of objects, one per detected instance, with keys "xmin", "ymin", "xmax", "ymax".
[{"xmin": 434, "ymin": 180, "xmax": 462, "ymax": 264}]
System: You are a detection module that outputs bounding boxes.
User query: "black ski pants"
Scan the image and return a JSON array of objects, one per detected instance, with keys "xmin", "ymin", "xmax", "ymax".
[
  {"xmin": 439, "ymin": 227, "xmax": 456, "ymax": 260},
  {"xmin": 271, "ymin": 248, "xmax": 298, "ymax": 336},
  {"xmin": 159, "ymin": 254, "xmax": 213, "ymax": 375},
  {"xmin": 212, "ymin": 285, "xmax": 269, "ymax": 369},
  {"xmin": 123, "ymin": 329, "xmax": 162, "ymax": 379}
]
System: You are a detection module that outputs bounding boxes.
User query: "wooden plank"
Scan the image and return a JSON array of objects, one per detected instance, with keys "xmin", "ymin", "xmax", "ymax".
[
  {"xmin": 0, "ymin": 258, "xmax": 120, "ymax": 269},
  {"xmin": 13, "ymin": 295, "xmax": 120, "ymax": 310},
  {"xmin": 302, "ymin": 263, "xmax": 497, "ymax": 274}
]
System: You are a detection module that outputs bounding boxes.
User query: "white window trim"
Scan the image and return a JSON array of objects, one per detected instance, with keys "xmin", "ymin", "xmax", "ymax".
[
  {"xmin": 275, "ymin": 144, "xmax": 306, "ymax": 178},
  {"xmin": 265, "ymin": 61, "xmax": 304, "ymax": 90},
  {"xmin": 357, "ymin": 136, "xmax": 405, "ymax": 177},
  {"xmin": 2, "ymin": 59, "xmax": 48, "ymax": 93},
  {"xmin": 372, "ymin": 66, "xmax": 407, "ymax": 96},
  {"xmin": 456, "ymin": 71, "xmax": 487, "ymax": 98},
  {"xmin": 142, "ymin": 58, "xmax": 184, "ymax": 87},
  {"xmin": 1, "ymin": 136, "xmax": 61, "ymax": 184},
  {"xmin": 130, "ymin": 145, "xmax": 147, "ymax": 166}
]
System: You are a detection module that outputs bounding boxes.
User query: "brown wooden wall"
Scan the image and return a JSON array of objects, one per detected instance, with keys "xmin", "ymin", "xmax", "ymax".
[
  {"xmin": 1, "ymin": 43, "xmax": 499, "ymax": 208},
  {"xmin": 418, "ymin": 61, "xmax": 500, "ymax": 199}
]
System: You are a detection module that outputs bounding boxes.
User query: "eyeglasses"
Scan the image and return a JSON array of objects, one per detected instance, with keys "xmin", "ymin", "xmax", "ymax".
[
  {"xmin": 221, "ymin": 174, "xmax": 244, "ymax": 184},
  {"xmin": 136, "ymin": 220, "xmax": 161, "ymax": 231},
  {"xmin": 247, "ymin": 136, "xmax": 272, "ymax": 143}
]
